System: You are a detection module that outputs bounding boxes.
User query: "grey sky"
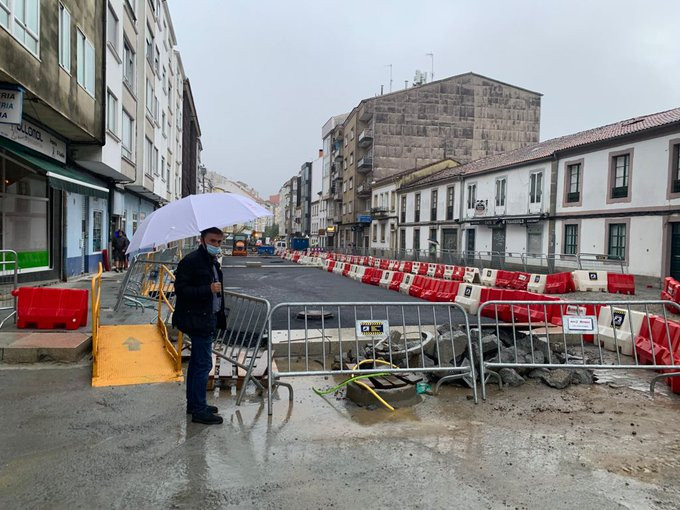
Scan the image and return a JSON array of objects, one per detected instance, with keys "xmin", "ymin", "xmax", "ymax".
[{"xmin": 169, "ymin": 0, "xmax": 679, "ymax": 197}]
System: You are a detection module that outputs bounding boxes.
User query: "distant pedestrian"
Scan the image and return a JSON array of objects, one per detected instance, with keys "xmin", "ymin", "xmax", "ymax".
[
  {"xmin": 112, "ymin": 229, "xmax": 129, "ymax": 272},
  {"xmin": 172, "ymin": 227, "xmax": 227, "ymax": 425}
]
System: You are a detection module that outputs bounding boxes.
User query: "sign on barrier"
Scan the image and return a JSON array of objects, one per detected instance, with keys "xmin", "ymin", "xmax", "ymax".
[
  {"xmin": 563, "ymin": 315, "xmax": 598, "ymax": 333},
  {"xmin": 356, "ymin": 320, "xmax": 390, "ymax": 338}
]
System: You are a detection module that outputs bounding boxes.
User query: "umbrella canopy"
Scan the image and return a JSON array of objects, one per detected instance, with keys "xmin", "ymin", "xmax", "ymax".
[{"xmin": 126, "ymin": 193, "xmax": 272, "ymax": 254}]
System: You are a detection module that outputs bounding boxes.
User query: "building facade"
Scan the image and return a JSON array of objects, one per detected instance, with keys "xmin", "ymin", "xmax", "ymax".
[
  {"xmin": 396, "ymin": 107, "xmax": 680, "ymax": 282},
  {"xmin": 338, "ymin": 72, "xmax": 542, "ymax": 249}
]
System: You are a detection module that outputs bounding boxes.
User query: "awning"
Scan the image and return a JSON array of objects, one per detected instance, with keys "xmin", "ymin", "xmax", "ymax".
[{"xmin": 0, "ymin": 136, "xmax": 109, "ymax": 199}]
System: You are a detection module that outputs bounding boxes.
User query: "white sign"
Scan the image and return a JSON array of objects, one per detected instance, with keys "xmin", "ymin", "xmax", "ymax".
[
  {"xmin": 563, "ymin": 316, "xmax": 598, "ymax": 334},
  {"xmin": 0, "ymin": 87, "xmax": 23, "ymax": 125},
  {"xmin": 355, "ymin": 320, "xmax": 390, "ymax": 338},
  {"xmin": 0, "ymin": 118, "xmax": 66, "ymax": 163}
]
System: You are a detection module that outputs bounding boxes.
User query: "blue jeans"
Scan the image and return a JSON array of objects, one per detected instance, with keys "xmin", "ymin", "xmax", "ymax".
[{"xmin": 186, "ymin": 331, "xmax": 214, "ymax": 415}]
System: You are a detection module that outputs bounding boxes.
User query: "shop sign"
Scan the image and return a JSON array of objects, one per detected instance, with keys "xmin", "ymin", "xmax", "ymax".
[
  {"xmin": 0, "ymin": 117, "xmax": 66, "ymax": 163},
  {"xmin": 0, "ymin": 86, "xmax": 22, "ymax": 125}
]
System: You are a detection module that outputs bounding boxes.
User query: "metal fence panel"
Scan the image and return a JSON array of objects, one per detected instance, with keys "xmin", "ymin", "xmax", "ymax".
[
  {"xmin": 267, "ymin": 301, "xmax": 478, "ymax": 415},
  {"xmin": 114, "ymin": 259, "xmax": 178, "ymax": 312},
  {"xmin": 0, "ymin": 250, "xmax": 18, "ymax": 328},
  {"xmin": 476, "ymin": 299, "xmax": 680, "ymax": 400}
]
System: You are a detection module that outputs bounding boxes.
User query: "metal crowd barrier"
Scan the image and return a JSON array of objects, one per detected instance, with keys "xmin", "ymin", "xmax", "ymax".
[
  {"xmin": 91, "ymin": 263, "xmax": 103, "ymax": 378},
  {"xmin": 266, "ymin": 301, "xmax": 478, "ymax": 415},
  {"xmin": 204, "ymin": 291, "xmax": 271, "ymax": 405},
  {"xmin": 0, "ymin": 250, "xmax": 18, "ymax": 328},
  {"xmin": 476, "ymin": 299, "xmax": 680, "ymax": 400},
  {"xmin": 114, "ymin": 259, "xmax": 178, "ymax": 312}
]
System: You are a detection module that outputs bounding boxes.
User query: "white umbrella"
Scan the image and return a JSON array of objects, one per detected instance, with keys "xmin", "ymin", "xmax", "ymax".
[{"xmin": 126, "ymin": 193, "xmax": 272, "ymax": 254}]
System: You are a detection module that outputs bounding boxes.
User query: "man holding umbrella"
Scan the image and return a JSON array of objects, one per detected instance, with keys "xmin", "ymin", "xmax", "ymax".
[{"xmin": 173, "ymin": 227, "xmax": 227, "ymax": 425}]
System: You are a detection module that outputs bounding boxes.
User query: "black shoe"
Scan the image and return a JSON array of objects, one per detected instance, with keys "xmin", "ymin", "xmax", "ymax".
[
  {"xmin": 186, "ymin": 405, "xmax": 218, "ymax": 414},
  {"xmin": 192, "ymin": 412, "xmax": 223, "ymax": 425}
]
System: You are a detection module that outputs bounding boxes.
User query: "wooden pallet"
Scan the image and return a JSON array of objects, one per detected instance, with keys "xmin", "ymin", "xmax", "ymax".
[
  {"xmin": 344, "ymin": 363, "xmax": 422, "ymax": 389},
  {"xmin": 211, "ymin": 348, "xmax": 273, "ymax": 390}
]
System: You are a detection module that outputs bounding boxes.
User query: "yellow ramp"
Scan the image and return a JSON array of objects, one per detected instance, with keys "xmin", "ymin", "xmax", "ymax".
[{"xmin": 92, "ymin": 324, "xmax": 184, "ymax": 387}]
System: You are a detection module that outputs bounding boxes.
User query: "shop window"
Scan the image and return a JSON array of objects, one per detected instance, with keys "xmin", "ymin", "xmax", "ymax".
[{"xmin": 92, "ymin": 210, "xmax": 103, "ymax": 252}]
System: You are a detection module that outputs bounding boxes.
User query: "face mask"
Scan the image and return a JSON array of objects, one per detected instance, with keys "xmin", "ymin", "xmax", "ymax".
[{"xmin": 206, "ymin": 244, "xmax": 221, "ymax": 256}]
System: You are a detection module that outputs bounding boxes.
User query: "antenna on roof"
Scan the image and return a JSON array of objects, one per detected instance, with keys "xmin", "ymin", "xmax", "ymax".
[
  {"xmin": 425, "ymin": 52, "xmax": 434, "ymax": 81},
  {"xmin": 385, "ymin": 64, "xmax": 393, "ymax": 92}
]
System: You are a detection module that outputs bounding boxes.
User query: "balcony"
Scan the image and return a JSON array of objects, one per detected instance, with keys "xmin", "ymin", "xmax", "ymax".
[
  {"xmin": 566, "ymin": 191, "xmax": 580, "ymax": 203},
  {"xmin": 611, "ymin": 186, "xmax": 628, "ymax": 199},
  {"xmin": 371, "ymin": 206, "xmax": 389, "ymax": 218},
  {"xmin": 358, "ymin": 129, "xmax": 373, "ymax": 148},
  {"xmin": 357, "ymin": 154, "xmax": 373, "ymax": 173},
  {"xmin": 333, "ymin": 189, "xmax": 342, "ymax": 201},
  {"xmin": 358, "ymin": 102, "xmax": 373, "ymax": 122}
]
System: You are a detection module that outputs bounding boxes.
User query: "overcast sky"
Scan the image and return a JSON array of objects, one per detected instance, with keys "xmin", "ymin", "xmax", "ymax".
[{"xmin": 169, "ymin": 0, "xmax": 679, "ymax": 198}]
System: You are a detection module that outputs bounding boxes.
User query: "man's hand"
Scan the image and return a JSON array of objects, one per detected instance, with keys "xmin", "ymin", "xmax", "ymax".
[{"xmin": 210, "ymin": 282, "xmax": 222, "ymax": 293}]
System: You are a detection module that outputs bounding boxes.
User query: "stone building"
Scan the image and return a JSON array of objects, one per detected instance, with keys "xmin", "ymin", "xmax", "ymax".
[{"xmin": 338, "ymin": 72, "xmax": 542, "ymax": 249}]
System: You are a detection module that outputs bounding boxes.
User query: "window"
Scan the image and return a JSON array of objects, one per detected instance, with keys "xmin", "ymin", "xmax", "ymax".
[
  {"xmin": 430, "ymin": 189, "xmax": 438, "ymax": 221},
  {"xmin": 348, "ymin": 201, "xmax": 353, "ymax": 214},
  {"xmin": 400, "ymin": 229, "xmax": 406, "ymax": 251},
  {"xmin": 10, "ymin": 0, "xmax": 39, "ymax": 55},
  {"xmin": 400, "ymin": 195, "xmax": 406, "ymax": 223},
  {"xmin": 162, "ymin": 67, "xmax": 166, "ymax": 93},
  {"xmin": 349, "ymin": 177, "xmax": 353, "ymax": 190},
  {"xmin": 145, "ymin": 24, "xmax": 154, "ymax": 66},
  {"xmin": 160, "ymin": 156, "xmax": 166, "ymax": 181},
  {"xmin": 107, "ymin": 3, "xmax": 119, "ymax": 53},
  {"xmin": 350, "ymin": 128, "xmax": 354, "ymax": 140},
  {"xmin": 380, "ymin": 223, "xmax": 385, "ymax": 243},
  {"xmin": 446, "ymin": 186, "xmax": 454, "ymax": 220},
  {"xmin": 153, "ymin": 147, "xmax": 159, "ymax": 175},
  {"xmin": 92, "ymin": 211, "xmax": 103, "ymax": 252},
  {"xmin": 567, "ymin": 163, "xmax": 581, "ymax": 203},
  {"xmin": 529, "ymin": 172, "xmax": 542, "ymax": 204},
  {"xmin": 154, "ymin": 46, "xmax": 160, "ymax": 74},
  {"xmin": 413, "ymin": 229, "xmax": 420, "ymax": 252},
  {"xmin": 342, "ymin": 180, "xmax": 347, "ymax": 193},
  {"xmin": 611, "ymin": 153, "xmax": 630, "ymax": 199},
  {"xmin": 344, "ymin": 135, "xmax": 348, "ymax": 148},
  {"xmin": 390, "ymin": 191, "xmax": 396, "ymax": 211},
  {"xmin": 153, "ymin": 95, "xmax": 159, "ymax": 122},
  {"xmin": 429, "ymin": 228, "xmax": 437, "ymax": 255},
  {"xmin": 106, "ymin": 90, "xmax": 118, "ymax": 135},
  {"xmin": 564, "ymin": 224, "xmax": 578, "ymax": 255},
  {"xmin": 145, "ymin": 79, "xmax": 153, "ymax": 114},
  {"xmin": 77, "ymin": 29, "xmax": 95, "ymax": 96},
  {"xmin": 123, "ymin": 39, "xmax": 135, "ymax": 88},
  {"xmin": 0, "ymin": 0, "xmax": 8, "ymax": 28},
  {"xmin": 608, "ymin": 223, "xmax": 626, "ymax": 260},
  {"xmin": 672, "ymin": 143, "xmax": 680, "ymax": 193},
  {"xmin": 145, "ymin": 137, "xmax": 153, "ymax": 176},
  {"xmin": 373, "ymin": 223, "xmax": 377, "ymax": 242},
  {"xmin": 122, "ymin": 111, "xmax": 134, "ymax": 160},
  {"xmin": 162, "ymin": 112, "xmax": 166, "ymax": 137},
  {"xmin": 415, "ymin": 193, "xmax": 421, "ymax": 222},
  {"xmin": 59, "ymin": 4, "xmax": 71, "ymax": 71},
  {"xmin": 467, "ymin": 184, "xmax": 476, "ymax": 209},
  {"xmin": 495, "ymin": 178, "xmax": 506, "ymax": 207},
  {"xmin": 349, "ymin": 153, "xmax": 354, "ymax": 165}
]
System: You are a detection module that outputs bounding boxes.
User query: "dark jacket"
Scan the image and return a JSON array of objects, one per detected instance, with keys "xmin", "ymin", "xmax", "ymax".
[
  {"xmin": 112, "ymin": 234, "xmax": 129, "ymax": 254},
  {"xmin": 172, "ymin": 245, "xmax": 227, "ymax": 336}
]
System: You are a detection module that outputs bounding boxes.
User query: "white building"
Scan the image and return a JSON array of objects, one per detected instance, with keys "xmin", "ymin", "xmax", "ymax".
[{"xmin": 396, "ymin": 107, "xmax": 680, "ymax": 282}]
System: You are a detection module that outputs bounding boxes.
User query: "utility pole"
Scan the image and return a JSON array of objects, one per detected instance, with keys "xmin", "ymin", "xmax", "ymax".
[
  {"xmin": 385, "ymin": 64, "xmax": 393, "ymax": 92},
  {"xmin": 426, "ymin": 52, "xmax": 434, "ymax": 81}
]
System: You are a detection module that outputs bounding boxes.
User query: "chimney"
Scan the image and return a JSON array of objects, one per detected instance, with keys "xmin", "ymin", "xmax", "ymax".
[{"xmin": 318, "ymin": 149, "xmax": 324, "ymax": 158}]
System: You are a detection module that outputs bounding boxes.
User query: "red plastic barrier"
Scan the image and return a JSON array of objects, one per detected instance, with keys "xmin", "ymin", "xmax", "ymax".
[
  {"xmin": 645, "ymin": 316, "xmax": 680, "ymax": 354},
  {"xmin": 326, "ymin": 260, "xmax": 336, "ymax": 272},
  {"xmin": 421, "ymin": 279, "xmax": 445, "ymax": 301},
  {"xmin": 495, "ymin": 270, "xmax": 515, "ymax": 288},
  {"xmin": 418, "ymin": 263, "xmax": 430, "ymax": 276},
  {"xmin": 388, "ymin": 272, "xmax": 405, "ymax": 291},
  {"xmin": 408, "ymin": 276, "xmax": 429, "ymax": 298},
  {"xmin": 634, "ymin": 336, "xmax": 671, "ymax": 366},
  {"xmin": 12, "ymin": 287, "xmax": 88, "ymax": 330},
  {"xmin": 511, "ymin": 292, "xmax": 560, "ymax": 324},
  {"xmin": 509, "ymin": 272, "xmax": 531, "ymax": 290},
  {"xmin": 379, "ymin": 259, "xmax": 389, "ymax": 270},
  {"xmin": 402, "ymin": 261, "xmax": 413, "ymax": 274},
  {"xmin": 451, "ymin": 266, "xmax": 465, "ymax": 281},
  {"xmin": 434, "ymin": 264, "xmax": 445, "ymax": 279},
  {"xmin": 389, "ymin": 260, "xmax": 400, "ymax": 271},
  {"xmin": 544, "ymin": 272, "xmax": 575, "ymax": 294},
  {"xmin": 342, "ymin": 264, "xmax": 352, "ymax": 277},
  {"xmin": 370, "ymin": 269, "xmax": 383, "ymax": 286},
  {"xmin": 361, "ymin": 268, "xmax": 376, "ymax": 284},
  {"xmin": 479, "ymin": 288, "xmax": 506, "ymax": 320},
  {"xmin": 435, "ymin": 281, "xmax": 460, "ymax": 302},
  {"xmin": 661, "ymin": 277, "xmax": 680, "ymax": 313},
  {"xmin": 607, "ymin": 273, "xmax": 635, "ymax": 295}
]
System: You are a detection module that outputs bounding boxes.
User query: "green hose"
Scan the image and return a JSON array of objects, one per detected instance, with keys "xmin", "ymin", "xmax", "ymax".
[{"xmin": 312, "ymin": 372, "xmax": 391, "ymax": 396}]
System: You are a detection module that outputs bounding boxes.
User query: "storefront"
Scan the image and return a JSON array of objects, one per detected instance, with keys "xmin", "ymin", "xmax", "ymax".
[{"xmin": 0, "ymin": 119, "xmax": 109, "ymax": 281}]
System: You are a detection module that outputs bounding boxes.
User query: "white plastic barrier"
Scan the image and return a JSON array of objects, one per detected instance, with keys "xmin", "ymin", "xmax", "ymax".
[
  {"xmin": 411, "ymin": 262, "xmax": 421, "ymax": 275},
  {"xmin": 454, "ymin": 283, "xmax": 483, "ymax": 314},
  {"xmin": 443, "ymin": 265, "xmax": 454, "ymax": 280},
  {"xmin": 352, "ymin": 265, "xmax": 367, "ymax": 281},
  {"xmin": 379, "ymin": 270, "xmax": 393, "ymax": 288},
  {"xmin": 463, "ymin": 267, "xmax": 480, "ymax": 283},
  {"xmin": 347, "ymin": 264, "xmax": 358, "ymax": 280},
  {"xmin": 332, "ymin": 262, "xmax": 345, "ymax": 275},
  {"xmin": 399, "ymin": 273, "xmax": 416, "ymax": 294},
  {"xmin": 480, "ymin": 268, "xmax": 498, "ymax": 287},
  {"xmin": 389, "ymin": 260, "xmax": 400, "ymax": 271},
  {"xmin": 397, "ymin": 261, "xmax": 406, "ymax": 272},
  {"xmin": 596, "ymin": 307, "xmax": 645, "ymax": 356},
  {"xmin": 527, "ymin": 274, "xmax": 547, "ymax": 293},
  {"xmin": 426, "ymin": 264, "xmax": 437, "ymax": 277},
  {"xmin": 323, "ymin": 259, "xmax": 334, "ymax": 272},
  {"xmin": 572, "ymin": 270, "xmax": 608, "ymax": 292}
]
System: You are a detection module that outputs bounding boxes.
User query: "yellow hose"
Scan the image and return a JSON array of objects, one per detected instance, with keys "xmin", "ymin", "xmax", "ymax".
[{"xmin": 352, "ymin": 359, "xmax": 401, "ymax": 411}]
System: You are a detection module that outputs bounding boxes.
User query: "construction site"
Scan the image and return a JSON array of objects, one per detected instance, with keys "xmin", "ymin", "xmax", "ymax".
[{"xmin": 1, "ymin": 248, "xmax": 680, "ymax": 509}]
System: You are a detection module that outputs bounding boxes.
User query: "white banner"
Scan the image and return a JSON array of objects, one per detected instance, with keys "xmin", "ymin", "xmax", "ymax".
[
  {"xmin": 0, "ymin": 118, "xmax": 66, "ymax": 163},
  {"xmin": 0, "ymin": 87, "xmax": 22, "ymax": 125}
]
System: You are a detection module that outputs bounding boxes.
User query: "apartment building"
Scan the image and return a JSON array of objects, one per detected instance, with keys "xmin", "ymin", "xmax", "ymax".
[
  {"xmin": 321, "ymin": 113, "xmax": 348, "ymax": 248},
  {"xmin": 338, "ymin": 72, "xmax": 542, "ymax": 249},
  {"xmin": 0, "ymin": 0, "xmax": 108, "ymax": 281},
  {"xmin": 397, "ymin": 107, "xmax": 680, "ymax": 282}
]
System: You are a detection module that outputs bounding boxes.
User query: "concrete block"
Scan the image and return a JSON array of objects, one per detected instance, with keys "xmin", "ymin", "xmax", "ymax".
[{"xmin": 2, "ymin": 332, "xmax": 91, "ymax": 363}]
